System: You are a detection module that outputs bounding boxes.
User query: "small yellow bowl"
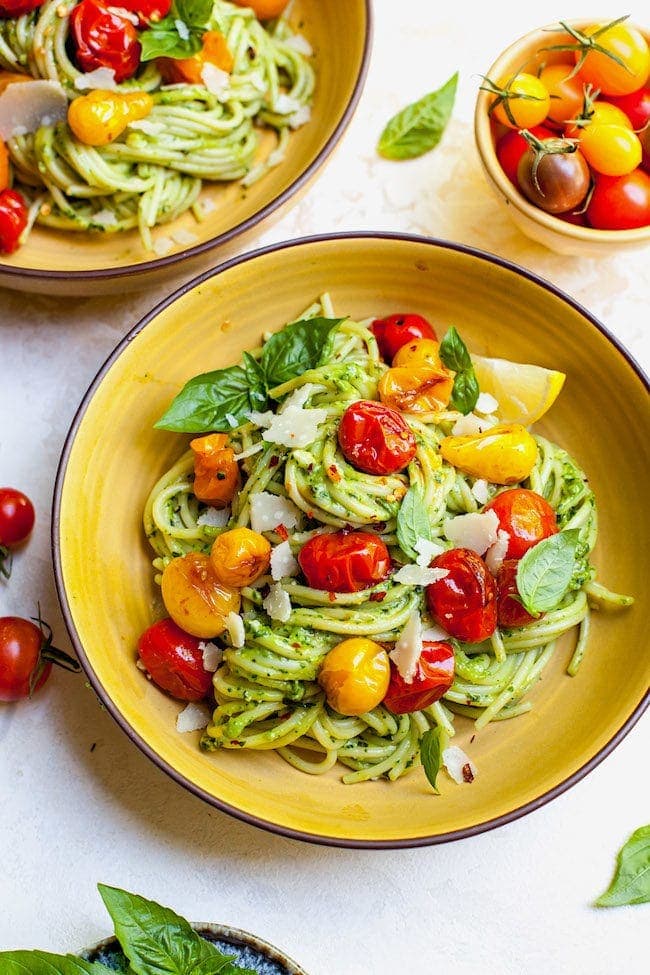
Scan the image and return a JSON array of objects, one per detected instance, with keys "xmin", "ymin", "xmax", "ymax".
[
  {"xmin": 53, "ymin": 233, "xmax": 650, "ymax": 848},
  {"xmin": 0, "ymin": 1, "xmax": 371, "ymax": 296},
  {"xmin": 474, "ymin": 21, "xmax": 650, "ymax": 256}
]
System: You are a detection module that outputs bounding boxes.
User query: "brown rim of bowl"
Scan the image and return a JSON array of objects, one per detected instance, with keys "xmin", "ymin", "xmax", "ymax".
[
  {"xmin": 0, "ymin": 5, "xmax": 372, "ymax": 284},
  {"xmin": 52, "ymin": 231, "xmax": 650, "ymax": 850}
]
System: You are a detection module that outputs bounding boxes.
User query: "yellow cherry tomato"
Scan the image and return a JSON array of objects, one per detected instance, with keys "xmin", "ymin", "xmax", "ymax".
[
  {"xmin": 191, "ymin": 433, "xmax": 239, "ymax": 507},
  {"xmin": 233, "ymin": 0, "xmax": 290, "ymax": 19},
  {"xmin": 578, "ymin": 122, "xmax": 642, "ymax": 175},
  {"xmin": 491, "ymin": 72, "xmax": 551, "ymax": 129},
  {"xmin": 539, "ymin": 64, "xmax": 586, "ymax": 127},
  {"xmin": 566, "ymin": 101, "xmax": 633, "ymax": 138},
  {"xmin": 161, "ymin": 552, "xmax": 240, "ymax": 639},
  {"xmin": 318, "ymin": 638, "xmax": 390, "ymax": 717},
  {"xmin": 68, "ymin": 90, "xmax": 153, "ymax": 147},
  {"xmin": 158, "ymin": 30, "xmax": 234, "ymax": 85},
  {"xmin": 577, "ymin": 21, "xmax": 650, "ymax": 96},
  {"xmin": 392, "ymin": 338, "xmax": 444, "ymax": 370},
  {"xmin": 378, "ymin": 366, "xmax": 454, "ymax": 414},
  {"xmin": 440, "ymin": 423, "xmax": 538, "ymax": 485},
  {"xmin": 210, "ymin": 527, "xmax": 271, "ymax": 588}
]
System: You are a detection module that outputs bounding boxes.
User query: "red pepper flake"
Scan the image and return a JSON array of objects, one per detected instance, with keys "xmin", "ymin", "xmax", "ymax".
[
  {"xmin": 369, "ymin": 590, "xmax": 387, "ymax": 602},
  {"xmin": 269, "ymin": 455, "xmax": 279, "ymax": 468},
  {"xmin": 462, "ymin": 763, "xmax": 475, "ymax": 783},
  {"xmin": 328, "ymin": 592, "xmax": 336, "ymax": 602},
  {"xmin": 275, "ymin": 523, "xmax": 289, "ymax": 541},
  {"xmin": 307, "ymin": 463, "xmax": 314, "ymax": 473},
  {"xmin": 291, "ymin": 642, "xmax": 301, "ymax": 649},
  {"xmin": 328, "ymin": 465, "xmax": 342, "ymax": 483}
]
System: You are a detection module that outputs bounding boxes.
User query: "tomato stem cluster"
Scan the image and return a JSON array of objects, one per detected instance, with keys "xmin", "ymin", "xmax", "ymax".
[
  {"xmin": 542, "ymin": 15, "xmax": 633, "ymax": 80},
  {"xmin": 520, "ymin": 129, "xmax": 580, "ymax": 193}
]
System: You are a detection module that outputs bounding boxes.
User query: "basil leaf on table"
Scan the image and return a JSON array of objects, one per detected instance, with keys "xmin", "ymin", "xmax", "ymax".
[
  {"xmin": 439, "ymin": 326, "xmax": 479, "ymax": 415},
  {"xmin": 516, "ymin": 529, "xmax": 580, "ymax": 615},
  {"xmin": 377, "ymin": 72, "xmax": 458, "ymax": 160},
  {"xmin": 261, "ymin": 317, "xmax": 344, "ymax": 389},
  {"xmin": 0, "ymin": 951, "xmax": 111, "ymax": 975},
  {"xmin": 155, "ymin": 364, "xmax": 258, "ymax": 432},
  {"xmin": 420, "ymin": 727, "xmax": 443, "ymax": 793},
  {"xmin": 595, "ymin": 825, "xmax": 650, "ymax": 907},
  {"xmin": 396, "ymin": 486, "xmax": 432, "ymax": 561},
  {"xmin": 97, "ymin": 886, "xmax": 241, "ymax": 975}
]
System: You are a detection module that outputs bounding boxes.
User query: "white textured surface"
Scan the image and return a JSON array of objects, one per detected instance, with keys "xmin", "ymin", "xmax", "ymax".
[{"xmin": 0, "ymin": 1, "xmax": 648, "ymax": 972}]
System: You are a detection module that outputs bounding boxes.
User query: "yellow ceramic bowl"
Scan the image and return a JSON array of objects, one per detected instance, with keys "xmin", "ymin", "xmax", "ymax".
[
  {"xmin": 0, "ymin": 1, "xmax": 370, "ymax": 297},
  {"xmin": 475, "ymin": 21, "xmax": 650, "ymax": 257},
  {"xmin": 53, "ymin": 234, "xmax": 650, "ymax": 847}
]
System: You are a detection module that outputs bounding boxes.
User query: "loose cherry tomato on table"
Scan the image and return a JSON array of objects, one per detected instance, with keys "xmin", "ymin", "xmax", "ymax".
[
  {"xmin": 298, "ymin": 530, "xmax": 391, "ymax": 593},
  {"xmin": 574, "ymin": 19, "xmax": 650, "ymax": 97},
  {"xmin": 0, "ymin": 615, "xmax": 79, "ymax": 702},
  {"xmin": 0, "ymin": 188, "xmax": 28, "ymax": 254},
  {"xmin": 70, "ymin": 0, "xmax": 141, "ymax": 84},
  {"xmin": 384, "ymin": 641, "xmax": 455, "ymax": 714},
  {"xmin": 0, "ymin": 487, "xmax": 35, "ymax": 578},
  {"xmin": 496, "ymin": 125, "xmax": 554, "ymax": 186},
  {"xmin": 371, "ymin": 313, "xmax": 437, "ymax": 363},
  {"xmin": 233, "ymin": 0, "xmax": 290, "ymax": 20},
  {"xmin": 496, "ymin": 560, "xmax": 538, "ymax": 629},
  {"xmin": 517, "ymin": 136, "xmax": 590, "ymax": 214},
  {"xmin": 587, "ymin": 169, "xmax": 650, "ymax": 229},
  {"xmin": 115, "ymin": 0, "xmax": 171, "ymax": 28},
  {"xmin": 161, "ymin": 552, "xmax": 240, "ymax": 638},
  {"xmin": 0, "ymin": 0, "xmax": 42, "ymax": 15},
  {"xmin": 538, "ymin": 64, "xmax": 585, "ymax": 128},
  {"xmin": 338, "ymin": 400, "xmax": 416, "ymax": 475},
  {"xmin": 605, "ymin": 87, "xmax": 650, "ymax": 130},
  {"xmin": 487, "ymin": 72, "xmax": 551, "ymax": 129},
  {"xmin": 484, "ymin": 488, "xmax": 558, "ymax": 559},
  {"xmin": 137, "ymin": 618, "xmax": 213, "ymax": 701},
  {"xmin": 318, "ymin": 638, "xmax": 390, "ymax": 716},
  {"xmin": 426, "ymin": 548, "xmax": 497, "ymax": 644}
]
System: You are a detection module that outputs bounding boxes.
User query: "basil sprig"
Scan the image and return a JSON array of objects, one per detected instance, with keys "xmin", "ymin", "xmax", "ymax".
[
  {"xmin": 377, "ymin": 72, "xmax": 458, "ymax": 160},
  {"xmin": 396, "ymin": 486, "xmax": 432, "ymax": 561},
  {"xmin": 595, "ymin": 826, "xmax": 650, "ymax": 908},
  {"xmin": 420, "ymin": 727, "xmax": 443, "ymax": 794},
  {"xmin": 0, "ymin": 953, "xmax": 109, "ymax": 975},
  {"xmin": 438, "ymin": 326, "xmax": 479, "ymax": 415},
  {"xmin": 155, "ymin": 317, "xmax": 344, "ymax": 432},
  {"xmin": 140, "ymin": 0, "xmax": 213, "ymax": 62},
  {"xmin": 516, "ymin": 529, "xmax": 580, "ymax": 615}
]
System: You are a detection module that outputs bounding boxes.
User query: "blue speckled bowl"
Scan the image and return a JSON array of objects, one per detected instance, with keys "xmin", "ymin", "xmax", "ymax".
[{"xmin": 83, "ymin": 924, "xmax": 308, "ymax": 975}]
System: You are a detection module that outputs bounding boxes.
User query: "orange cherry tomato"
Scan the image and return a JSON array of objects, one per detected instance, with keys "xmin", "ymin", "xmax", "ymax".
[
  {"xmin": 539, "ymin": 64, "xmax": 585, "ymax": 127},
  {"xmin": 158, "ymin": 31, "xmax": 233, "ymax": 85},
  {"xmin": 338, "ymin": 400, "xmax": 416, "ymax": 475},
  {"xmin": 378, "ymin": 366, "xmax": 454, "ymax": 414},
  {"xmin": 496, "ymin": 560, "xmax": 539, "ymax": 628},
  {"xmin": 190, "ymin": 433, "xmax": 239, "ymax": 507},
  {"xmin": 484, "ymin": 489, "xmax": 558, "ymax": 559},
  {"xmin": 232, "ymin": 0, "xmax": 290, "ymax": 20},
  {"xmin": 298, "ymin": 531, "xmax": 391, "ymax": 593},
  {"xmin": 383, "ymin": 641, "xmax": 455, "ymax": 714},
  {"xmin": 161, "ymin": 552, "xmax": 240, "ymax": 638},
  {"xmin": 426, "ymin": 548, "xmax": 497, "ymax": 644},
  {"xmin": 576, "ymin": 21, "xmax": 650, "ymax": 96},
  {"xmin": 490, "ymin": 72, "xmax": 551, "ymax": 129},
  {"xmin": 371, "ymin": 313, "xmax": 437, "ymax": 363}
]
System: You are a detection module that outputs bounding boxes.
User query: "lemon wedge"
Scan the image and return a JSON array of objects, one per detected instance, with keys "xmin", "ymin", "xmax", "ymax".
[{"xmin": 471, "ymin": 355, "xmax": 566, "ymax": 425}]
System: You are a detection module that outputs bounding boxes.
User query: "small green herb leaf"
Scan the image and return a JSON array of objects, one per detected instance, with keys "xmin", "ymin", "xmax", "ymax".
[
  {"xmin": 516, "ymin": 529, "xmax": 580, "ymax": 615},
  {"xmin": 0, "ymin": 951, "xmax": 112, "ymax": 975},
  {"xmin": 439, "ymin": 326, "xmax": 479, "ymax": 415},
  {"xmin": 377, "ymin": 72, "xmax": 458, "ymax": 160},
  {"xmin": 396, "ymin": 486, "xmax": 432, "ymax": 561},
  {"xmin": 140, "ymin": 0, "xmax": 212, "ymax": 62},
  {"xmin": 595, "ymin": 826, "xmax": 650, "ymax": 907},
  {"xmin": 262, "ymin": 317, "xmax": 344, "ymax": 389},
  {"xmin": 155, "ymin": 364, "xmax": 260, "ymax": 432},
  {"xmin": 420, "ymin": 727, "xmax": 443, "ymax": 793}
]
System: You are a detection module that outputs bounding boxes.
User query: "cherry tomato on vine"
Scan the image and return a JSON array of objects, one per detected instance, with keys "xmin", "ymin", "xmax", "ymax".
[
  {"xmin": 426, "ymin": 548, "xmax": 497, "ymax": 644},
  {"xmin": 496, "ymin": 125, "xmax": 554, "ymax": 186},
  {"xmin": 484, "ymin": 488, "xmax": 558, "ymax": 559},
  {"xmin": 0, "ymin": 188, "xmax": 27, "ymax": 254},
  {"xmin": 517, "ymin": 140, "xmax": 590, "ymax": 214},
  {"xmin": 496, "ymin": 560, "xmax": 538, "ymax": 629},
  {"xmin": 371, "ymin": 313, "xmax": 437, "ymax": 362},
  {"xmin": 605, "ymin": 87, "xmax": 650, "ymax": 130},
  {"xmin": 233, "ymin": 0, "xmax": 290, "ymax": 19},
  {"xmin": 0, "ymin": 615, "xmax": 79, "ymax": 702},
  {"xmin": 115, "ymin": 0, "xmax": 171, "ymax": 27},
  {"xmin": 298, "ymin": 531, "xmax": 391, "ymax": 593},
  {"xmin": 566, "ymin": 101, "xmax": 633, "ymax": 137},
  {"xmin": 576, "ymin": 20, "xmax": 650, "ymax": 97},
  {"xmin": 70, "ymin": 0, "xmax": 141, "ymax": 84},
  {"xmin": 383, "ymin": 641, "xmax": 455, "ymax": 714},
  {"xmin": 538, "ymin": 64, "xmax": 585, "ymax": 127},
  {"xmin": 489, "ymin": 72, "xmax": 550, "ymax": 130},
  {"xmin": 338, "ymin": 400, "xmax": 416, "ymax": 475},
  {"xmin": 0, "ymin": 0, "xmax": 42, "ymax": 15},
  {"xmin": 586, "ymin": 169, "xmax": 650, "ymax": 229},
  {"xmin": 137, "ymin": 618, "xmax": 213, "ymax": 701}
]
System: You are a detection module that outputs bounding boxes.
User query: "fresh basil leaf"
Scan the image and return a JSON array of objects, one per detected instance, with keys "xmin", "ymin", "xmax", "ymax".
[
  {"xmin": 262, "ymin": 317, "xmax": 344, "ymax": 389},
  {"xmin": 449, "ymin": 368, "xmax": 479, "ymax": 415},
  {"xmin": 141, "ymin": 26, "xmax": 201, "ymax": 62},
  {"xmin": 0, "ymin": 951, "xmax": 112, "ymax": 975},
  {"xmin": 377, "ymin": 72, "xmax": 458, "ymax": 160},
  {"xmin": 176, "ymin": 0, "xmax": 213, "ymax": 26},
  {"xmin": 420, "ymin": 727, "xmax": 442, "ymax": 793},
  {"xmin": 396, "ymin": 486, "xmax": 432, "ymax": 561},
  {"xmin": 439, "ymin": 326, "xmax": 479, "ymax": 415},
  {"xmin": 242, "ymin": 351, "xmax": 268, "ymax": 406},
  {"xmin": 155, "ymin": 364, "xmax": 261, "ymax": 432},
  {"xmin": 516, "ymin": 529, "xmax": 580, "ymax": 615},
  {"xmin": 98, "ymin": 886, "xmax": 239, "ymax": 975},
  {"xmin": 595, "ymin": 826, "xmax": 650, "ymax": 907}
]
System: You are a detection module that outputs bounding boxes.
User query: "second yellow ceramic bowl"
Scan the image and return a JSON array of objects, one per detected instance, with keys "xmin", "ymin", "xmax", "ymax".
[{"xmin": 54, "ymin": 233, "xmax": 649, "ymax": 847}]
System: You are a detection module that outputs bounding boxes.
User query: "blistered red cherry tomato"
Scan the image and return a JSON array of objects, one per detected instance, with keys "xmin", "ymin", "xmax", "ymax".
[
  {"xmin": 298, "ymin": 531, "xmax": 391, "ymax": 593},
  {"xmin": 484, "ymin": 489, "xmax": 557, "ymax": 560},
  {"xmin": 605, "ymin": 87, "xmax": 650, "ymax": 130},
  {"xmin": 0, "ymin": 616, "xmax": 78, "ymax": 702},
  {"xmin": 0, "ymin": 188, "xmax": 28, "ymax": 255},
  {"xmin": 496, "ymin": 125, "xmax": 554, "ymax": 186},
  {"xmin": 114, "ymin": 0, "xmax": 171, "ymax": 26},
  {"xmin": 586, "ymin": 170, "xmax": 650, "ymax": 229},
  {"xmin": 137, "ymin": 618, "xmax": 214, "ymax": 701},
  {"xmin": 70, "ymin": 0, "xmax": 141, "ymax": 84},
  {"xmin": 426, "ymin": 548, "xmax": 497, "ymax": 644},
  {"xmin": 0, "ymin": 0, "xmax": 41, "ymax": 14},
  {"xmin": 496, "ymin": 559, "xmax": 538, "ymax": 628},
  {"xmin": 371, "ymin": 314, "xmax": 437, "ymax": 362},
  {"xmin": 338, "ymin": 400, "xmax": 416, "ymax": 475},
  {"xmin": 384, "ymin": 641, "xmax": 455, "ymax": 714}
]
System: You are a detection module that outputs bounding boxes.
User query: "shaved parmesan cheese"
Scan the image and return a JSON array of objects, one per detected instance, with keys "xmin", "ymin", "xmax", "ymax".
[
  {"xmin": 74, "ymin": 66, "xmax": 117, "ymax": 90},
  {"xmin": 197, "ymin": 506, "xmax": 230, "ymax": 528},
  {"xmin": 0, "ymin": 80, "xmax": 67, "ymax": 140},
  {"xmin": 250, "ymin": 493, "xmax": 300, "ymax": 534},
  {"xmin": 289, "ymin": 105, "xmax": 311, "ymax": 129},
  {"xmin": 393, "ymin": 564, "xmax": 449, "ymax": 587},
  {"xmin": 199, "ymin": 641, "xmax": 223, "ymax": 672},
  {"xmin": 176, "ymin": 701, "xmax": 211, "ymax": 733},
  {"xmin": 263, "ymin": 583, "xmax": 292, "ymax": 623},
  {"xmin": 261, "ymin": 404, "xmax": 327, "ymax": 448},
  {"xmin": 414, "ymin": 537, "xmax": 446, "ymax": 567},
  {"xmin": 390, "ymin": 611, "xmax": 423, "ymax": 684},
  {"xmin": 450, "ymin": 412, "xmax": 491, "ymax": 436},
  {"xmin": 171, "ymin": 228, "xmax": 198, "ymax": 246},
  {"xmin": 247, "ymin": 409, "xmax": 275, "ymax": 428},
  {"xmin": 485, "ymin": 529, "xmax": 510, "ymax": 575},
  {"xmin": 270, "ymin": 540, "xmax": 299, "ymax": 581},
  {"xmin": 235, "ymin": 442, "xmax": 264, "ymax": 461},
  {"xmin": 443, "ymin": 745, "xmax": 477, "ymax": 784},
  {"xmin": 444, "ymin": 510, "xmax": 499, "ymax": 555},
  {"xmin": 273, "ymin": 93, "xmax": 302, "ymax": 115},
  {"xmin": 475, "ymin": 392, "xmax": 499, "ymax": 415},
  {"xmin": 471, "ymin": 479, "xmax": 489, "ymax": 505},
  {"xmin": 280, "ymin": 383, "xmax": 325, "ymax": 412},
  {"xmin": 225, "ymin": 612, "xmax": 245, "ymax": 649},
  {"xmin": 175, "ymin": 18, "xmax": 190, "ymax": 40},
  {"xmin": 284, "ymin": 34, "xmax": 313, "ymax": 56},
  {"xmin": 109, "ymin": 6, "xmax": 140, "ymax": 25},
  {"xmin": 247, "ymin": 70, "xmax": 267, "ymax": 94},
  {"xmin": 128, "ymin": 119, "xmax": 165, "ymax": 135},
  {"xmin": 153, "ymin": 236, "xmax": 173, "ymax": 256},
  {"xmin": 201, "ymin": 62, "xmax": 230, "ymax": 97},
  {"xmin": 421, "ymin": 623, "xmax": 450, "ymax": 642},
  {"xmin": 91, "ymin": 209, "xmax": 118, "ymax": 228}
]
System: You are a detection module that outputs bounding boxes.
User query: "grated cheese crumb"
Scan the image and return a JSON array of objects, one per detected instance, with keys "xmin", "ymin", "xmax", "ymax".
[
  {"xmin": 471, "ymin": 479, "xmax": 490, "ymax": 505},
  {"xmin": 74, "ymin": 67, "xmax": 117, "ymax": 90},
  {"xmin": 414, "ymin": 537, "xmax": 446, "ymax": 567},
  {"xmin": 270, "ymin": 540, "xmax": 299, "ymax": 581},
  {"xmin": 199, "ymin": 641, "xmax": 223, "ymax": 672},
  {"xmin": 284, "ymin": 34, "xmax": 313, "ymax": 56},
  {"xmin": 197, "ymin": 506, "xmax": 230, "ymax": 528},
  {"xmin": 263, "ymin": 583, "xmax": 292, "ymax": 623},
  {"xmin": 443, "ymin": 745, "xmax": 478, "ymax": 784},
  {"xmin": 225, "ymin": 612, "xmax": 245, "ymax": 649},
  {"xmin": 485, "ymin": 529, "xmax": 510, "ymax": 575},
  {"xmin": 176, "ymin": 701, "xmax": 211, "ymax": 733}
]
